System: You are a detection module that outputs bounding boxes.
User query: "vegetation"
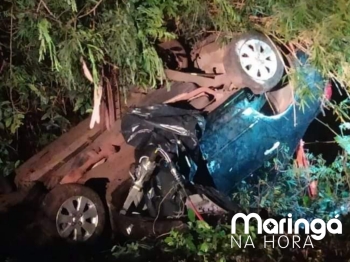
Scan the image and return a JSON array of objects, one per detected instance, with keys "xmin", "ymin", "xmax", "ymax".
[
  {"xmin": 107, "ymin": 149, "xmax": 350, "ymax": 262},
  {"xmin": 1, "ymin": 0, "xmax": 350, "ymax": 173},
  {"xmin": 2, "ymin": 0, "xmax": 350, "ymax": 261}
]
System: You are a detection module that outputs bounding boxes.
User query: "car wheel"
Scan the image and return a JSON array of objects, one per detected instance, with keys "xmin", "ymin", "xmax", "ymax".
[
  {"xmin": 41, "ymin": 184, "xmax": 106, "ymax": 244},
  {"xmin": 223, "ymin": 31, "xmax": 285, "ymax": 93}
]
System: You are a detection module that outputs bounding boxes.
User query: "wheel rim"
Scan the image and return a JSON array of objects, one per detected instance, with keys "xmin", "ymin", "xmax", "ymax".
[
  {"xmin": 56, "ymin": 196, "xmax": 99, "ymax": 242},
  {"xmin": 238, "ymin": 39, "xmax": 278, "ymax": 82}
]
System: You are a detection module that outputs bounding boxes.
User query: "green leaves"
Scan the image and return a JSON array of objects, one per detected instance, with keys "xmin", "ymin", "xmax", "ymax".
[
  {"xmin": 161, "ymin": 210, "xmax": 261, "ymax": 260},
  {"xmin": 65, "ymin": 0, "xmax": 77, "ymax": 13},
  {"xmin": 210, "ymin": 0, "xmax": 243, "ymax": 32},
  {"xmin": 164, "ymin": 236, "xmax": 175, "ymax": 247},
  {"xmin": 2, "ymin": 0, "xmax": 350, "ymax": 237},
  {"xmin": 335, "ymin": 135, "xmax": 350, "ymax": 154},
  {"xmin": 233, "ymin": 144, "xmax": 350, "ymax": 223},
  {"xmin": 199, "ymin": 242, "xmax": 209, "ymax": 252},
  {"xmin": 262, "ymin": 0, "xmax": 350, "ymax": 86},
  {"xmin": 10, "ymin": 113, "xmax": 24, "ymax": 134},
  {"xmin": 188, "ymin": 208, "xmax": 196, "ymax": 222},
  {"xmin": 37, "ymin": 19, "xmax": 61, "ymax": 71}
]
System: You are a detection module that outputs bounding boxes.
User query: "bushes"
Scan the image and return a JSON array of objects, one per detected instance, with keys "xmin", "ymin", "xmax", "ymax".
[
  {"xmin": 0, "ymin": 0, "xmax": 244, "ymax": 173},
  {"xmin": 1, "ymin": 0, "xmax": 350, "ymax": 174},
  {"xmin": 1, "ymin": 1, "xmax": 350, "ymax": 261}
]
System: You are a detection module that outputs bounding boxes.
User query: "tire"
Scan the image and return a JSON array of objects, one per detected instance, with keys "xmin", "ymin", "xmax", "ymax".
[
  {"xmin": 223, "ymin": 31, "xmax": 285, "ymax": 93},
  {"xmin": 41, "ymin": 184, "xmax": 106, "ymax": 245},
  {"xmin": 138, "ymin": 82, "xmax": 197, "ymax": 107}
]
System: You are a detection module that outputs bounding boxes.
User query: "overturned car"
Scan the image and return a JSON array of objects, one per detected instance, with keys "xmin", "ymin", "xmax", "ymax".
[{"xmin": 0, "ymin": 31, "xmax": 331, "ymax": 245}]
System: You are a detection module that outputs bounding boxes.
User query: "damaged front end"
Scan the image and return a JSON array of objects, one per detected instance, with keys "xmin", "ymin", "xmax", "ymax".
[
  {"xmin": 200, "ymin": 52, "xmax": 328, "ymax": 194},
  {"xmin": 119, "ymin": 51, "xmax": 329, "ymax": 232}
]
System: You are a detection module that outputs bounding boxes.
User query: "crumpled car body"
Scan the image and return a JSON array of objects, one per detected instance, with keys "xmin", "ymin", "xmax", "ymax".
[
  {"xmin": 160, "ymin": 31, "xmax": 286, "ymax": 94},
  {"xmin": 7, "ymin": 51, "xmax": 326, "ymax": 204},
  {"xmin": 0, "ymin": 38, "xmax": 328, "ymax": 243},
  {"xmin": 199, "ymin": 52, "xmax": 326, "ymax": 194},
  {"xmin": 122, "ymin": 52, "xmax": 327, "ymax": 196}
]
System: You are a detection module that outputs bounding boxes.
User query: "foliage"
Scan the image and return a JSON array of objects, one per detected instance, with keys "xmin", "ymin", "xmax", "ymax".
[
  {"xmin": 110, "ymin": 208, "xmax": 349, "ymax": 262},
  {"xmin": 1, "ymin": 0, "xmax": 350, "ymax": 261},
  {"xmin": 161, "ymin": 210, "xmax": 255, "ymax": 262},
  {"xmin": 0, "ymin": 0, "xmax": 245, "ymax": 175},
  {"xmin": 112, "ymin": 210, "xmax": 260, "ymax": 262},
  {"xmin": 110, "ymin": 144, "xmax": 350, "ymax": 261},
  {"xmin": 229, "ymin": 119, "xmax": 350, "ymax": 222},
  {"xmin": 0, "ymin": 0, "xmax": 350, "ymax": 174},
  {"xmin": 233, "ymin": 151, "xmax": 350, "ymax": 221},
  {"xmin": 257, "ymin": 0, "xmax": 350, "ymax": 86}
]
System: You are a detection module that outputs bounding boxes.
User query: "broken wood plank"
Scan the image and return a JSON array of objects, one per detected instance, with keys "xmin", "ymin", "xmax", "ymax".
[
  {"xmin": 15, "ymin": 86, "xmax": 149, "ymax": 188},
  {"xmin": 15, "ymin": 119, "xmax": 105, "ymax": 185},
  {"xmin": 16, "ymin": 118, "xmax": 90, "ymax": 177},
  {"xmin": 41, "ymin": 119, "xmax": 124, "ymax": 187},
  {"xmin": 77, "ymin": 140, "xmax": 135, "ymax": 184}
]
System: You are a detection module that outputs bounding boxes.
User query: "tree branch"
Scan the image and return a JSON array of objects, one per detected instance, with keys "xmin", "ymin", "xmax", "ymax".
[{"xmin": 78, "ymin": 0, "xmax": 103, "ymax": 19}]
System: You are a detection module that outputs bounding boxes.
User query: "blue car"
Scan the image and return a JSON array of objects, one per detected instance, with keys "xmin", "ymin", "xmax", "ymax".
[
  {"xmin": 120, "ymin": 51, "xmax": 328, "ymax": 222},
  {"xmin": 3, "ymin": 42, "xmax": 328, "ymax": 245},
  {"xmin": 200, "ymin": 52, "xmax": 327, "ymax": 194}
]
